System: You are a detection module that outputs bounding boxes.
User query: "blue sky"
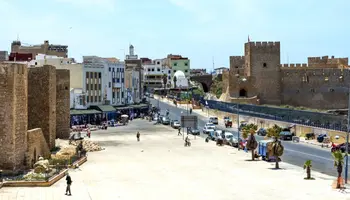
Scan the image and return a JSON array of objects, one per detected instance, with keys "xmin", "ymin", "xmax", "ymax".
[{"xmin": 0, "ymin": 0, "xmax": 349, "ymax": 71}]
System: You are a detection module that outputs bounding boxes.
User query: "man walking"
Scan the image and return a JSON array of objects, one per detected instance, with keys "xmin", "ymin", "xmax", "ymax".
[
  {"xmin": 136, "ymin": 132, "xmax": 140, "ymax": 142},
  {"xmin": 65, "ymin": 173, "xmax": 72, "ymax": 196},
  {"xmin": 178, "ymin": 127, "xmax": 182, "ymax": 136}
]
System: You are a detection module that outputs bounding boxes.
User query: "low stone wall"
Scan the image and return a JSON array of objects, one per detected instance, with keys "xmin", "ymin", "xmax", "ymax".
[
  {"xmin": 26, "ymin": 128, "xmax": 51, "ymax": 169},
  {"xmin": 229, "ymin": 96, "xmax": 260, "ymax": 105},
  {"xmin": 2, "ymin": 156, "xmax": 87, "ymax": 187}
]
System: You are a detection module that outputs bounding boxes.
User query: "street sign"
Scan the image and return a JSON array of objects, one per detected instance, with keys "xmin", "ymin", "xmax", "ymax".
[{"xmin": 181, "ymin": 115, "xmax": 198, "ymax": 128}]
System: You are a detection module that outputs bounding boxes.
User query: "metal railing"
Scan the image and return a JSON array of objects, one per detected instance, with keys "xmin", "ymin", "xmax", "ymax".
[{"xmin": 198, "ymin": 99, "xmax": 347, "ymax": 132}]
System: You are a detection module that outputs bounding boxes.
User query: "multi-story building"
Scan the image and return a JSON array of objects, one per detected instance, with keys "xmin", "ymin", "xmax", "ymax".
[
  {"xmin": 0, "ymin": 51, "xmax": 8, "ymax": 61},
  {"xmin": 83, "ymin": 56, "xmax": 125, "ymax": 108},
  {"xmin": 29, "ymin": 54, "xmax": 83, "ymax": 89},
  {"xmin": 214, "ymin": 67, "xmax": 229, "ymax": 75},
  {"xmin": 190, "ymin": 68, "xmax": 207, "ymax": 76},
  {"xmin": 142, "ymin": 58, "xmax": 171, "ymax": 92},
  {"xmin": 11, "ymin": 40, "xmax": 68, "ymax": 58},
  {"xmin": 125, "ymin": 45, "xmax": 143, "ymax": 104},
  {"xmin": 166, "ymin": 54, "xmax": 190, "ymax": 79}
]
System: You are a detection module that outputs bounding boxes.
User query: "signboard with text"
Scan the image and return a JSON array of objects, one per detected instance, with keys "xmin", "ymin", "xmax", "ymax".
[{"xmin": 181, "ymin": 115, "xmax": 198, "ymax": 128}]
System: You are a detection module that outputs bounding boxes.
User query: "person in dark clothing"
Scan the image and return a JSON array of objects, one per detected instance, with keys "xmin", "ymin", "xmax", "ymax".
[
  {"xmin": 136, "ymin": 132, "xmax": 140, "ymax": 141},
  {"xmin": 65, "ymin": 173, "xmax": 72, "ymax": 196},
  {"xmin": 178, "ymin": 127, "xmax": 182, "ymax": 136}
]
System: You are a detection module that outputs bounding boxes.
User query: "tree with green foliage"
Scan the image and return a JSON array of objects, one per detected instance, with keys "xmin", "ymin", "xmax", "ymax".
[
  {"xmin": 209, "ymin": 76, "xmax": 223, "ymax": 98},
  {"xmin": 303, "ymin": 160, "xmax": 313, "ymax": 180},
  {"xmin": 241, "ymin": 123, "xmax": 257, "ymax": 139},
  {"xmin": 332, "ymin": 150, "xmax": 345, "ymax": 188},
  {"xmin": 162, "ymin": 73, "xmax": 168, "ymax": 95},
  {"xmin": 266, "ymin": 124, "xmax": 284, "ymax": 169}
]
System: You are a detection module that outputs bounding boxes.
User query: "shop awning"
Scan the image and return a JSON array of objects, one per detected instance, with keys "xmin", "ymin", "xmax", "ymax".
[
  {"xmin": 70, "ymin": 109, "xmax": 101, "ymax": 115},
  {"xmin": 91, "ymin": 105, "xmax": 116, "ymax": 112},
  {"xmin": 115, "ymin": 106, "xmax": 132, "ymax": 110}
]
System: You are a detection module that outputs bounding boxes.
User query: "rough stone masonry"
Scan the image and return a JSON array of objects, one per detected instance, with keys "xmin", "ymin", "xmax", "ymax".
[
  {"xmin": 56, "ymin": 69, "xmax": 70, "ymax": 139},
  {"xmin": 28, "ymin": 65, "xmax": 57, "ymax": 150}
]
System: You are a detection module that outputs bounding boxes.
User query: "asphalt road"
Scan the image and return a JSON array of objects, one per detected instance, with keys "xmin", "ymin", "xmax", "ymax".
[{"xmin": 150, "ymin": 98, "xmax": 349, "ymax": 178}]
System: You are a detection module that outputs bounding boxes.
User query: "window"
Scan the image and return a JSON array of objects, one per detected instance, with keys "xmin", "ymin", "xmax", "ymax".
[
  {"xmin": 157, "ymin": 61, "xmax": 160, "ymax": 65},
  {"xmin": 35, "ymin": 62, "xmax": 37, "ymax": 65},
  {"xmin": 185, "ymin": 70, "xmax": 188, "ymax": 73},
  {"xmin": 95, "ymin": 96, "xmax": 98, "ymax": 102},
  {"xmin": 122, "ymin": 78, "xmax": 124, "ymax": 83},
  {"xmin": 168, "ymin": 76, "xmax": 171, "ymax": 79},
  {"xmin": 109, "ymin": 67, "xmax": 111, "ymax": 72},
  {"xmin": 157, "ymin": 68, "xmax": 160, "ymax": 72},
  {"xmin": 122, "ymin": 68, "xmax": 124, "ymax": 72},
  {"xmin": 168, "ymin": 70, "xmax": 171, "ymax": 74},
  {"xmin": 148, "ymin": 68, "xmax": 150, "ymax": 71},
  {"xmin": 86, "ymin": 72, "xmax": 89, "ymax": 78},
  {"xmin": 235, "ymin": 66, "xmax": 239, "ymax": 68},
  {"xmin": 121, "ymin": 91, "xmax": 124, "ymax": 98},
  {"xmin": 112, "ymin": 91, "xmax": 115, "ymax": 98},
  {"xmin": 174, "ymin": 62, "xmax": 177, "ymax": 66},
  {"xmin": 99, "ymin": 96, "xmax": 101, "ymax": 102},
  {"xmin": 263, "ymin": 63, "xmax": 267, "ymax": 68},
  {"xmin": 109, "ymin": 82, "xmax": 111, "ymax": 88},
  {"xmin": 184, "ymin": 62, "xmax": 188, "ymax": 66},
  {"xmin": 174, "ymin": 70, "xmax": 177, "ymax": 72},
  {"xmin": 112, "ymin": 78, "xmax": 115, "ymax": 83},
  {"xmin": 152, "ymin": 68, "xmax": 155, "ymax": 71},
  {"xmin": 117, "ymin": 91, "xmax": 120, "ymax": 99},
  {"xmin": 86, "ymin": 84, "xmax": 89, "ymax": 90},
  {"xmin": 98, "ymin": 73, "xmax": 101, "ymax": 78},
  {"xmin": 117, "ymin": 78, "xmax": 120, "ymax": 83}
]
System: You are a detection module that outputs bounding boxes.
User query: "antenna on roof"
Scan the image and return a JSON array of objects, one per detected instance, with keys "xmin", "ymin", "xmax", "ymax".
[
  {"xmin": 212, "ymin": 56, "xmax": 215, "ymax": 74},
  {"xmin": 16, "ymin": 34, "xmax": 19, "ymax": 41}
]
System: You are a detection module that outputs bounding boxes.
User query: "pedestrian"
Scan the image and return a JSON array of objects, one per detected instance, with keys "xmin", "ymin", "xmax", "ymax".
[
  {"xmin": 65, "ymin": 173, "xmax": 72, "ymax": 196},
  {"xmin": 178, "ymin": 127, "xmax": 182, "ymax": 136},
  {"xmin": 136, "ymin": 132, "xmax": 140, "ymax": 141}
]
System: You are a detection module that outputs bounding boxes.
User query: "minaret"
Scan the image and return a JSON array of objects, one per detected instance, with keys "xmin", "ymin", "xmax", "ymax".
[{"xmin": 129, "ymin": 45, "xmax": 134, "ymax": 56}]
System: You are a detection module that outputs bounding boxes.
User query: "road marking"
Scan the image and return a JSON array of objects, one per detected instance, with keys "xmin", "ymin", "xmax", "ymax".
[{"xmin": 284, "ymin": 148, "xmax": 334, "ymax": 162}]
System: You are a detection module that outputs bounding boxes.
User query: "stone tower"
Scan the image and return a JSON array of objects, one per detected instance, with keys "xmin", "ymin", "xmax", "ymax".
[
  {"xmin": 244, "ymin": 42, "xmax": 282, "ymax": 104},
  {"xmin": 28, "ymin": 65, "xmax": 57, "ymax": 149},
  {"xmin": 0, "ymin": 63, "xmax": 28, "ymax": 171}
]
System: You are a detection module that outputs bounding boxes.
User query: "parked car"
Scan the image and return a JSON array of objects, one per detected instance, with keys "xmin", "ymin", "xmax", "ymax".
[
  {"xmin": 171, "ymin": 120, "xmax": 181, "ymax": 128},
  {"xmin": 204, "ymin": 123, "xmax": 216, "ymax": 130},
  {"xmin": 305, "ymin": 133, "xmax": 315, "ymax": 140},
  {"xmin": 279, "ymin": 131, "xmax": 293, "ymax": 140},
  {"xmin": 331, "ymin": 143, "xmax": 350, "ymax": 153},
  {"xmin": 257, "ymin": 128, "xmax": 267, "ymax": 136},
  {"xmin": 203, "ymin": 126, "xmax": 215, "ymax": 134},
  {"xmin": 188, "ymin": 127, "xmax": 200, "ymax": 135},
  {"xmin": 161, "ymin": 117, "xmax": 170, "ymax": 125},
  {"xmin": 209, "ymin": 116, "xmax": 219, "ymax": 125},
  {"xmin": 317, "ymin": 134, "xmax": 328, "ymax": 143}
]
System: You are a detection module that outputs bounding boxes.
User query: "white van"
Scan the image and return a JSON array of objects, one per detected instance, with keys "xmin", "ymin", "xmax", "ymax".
[{"xmin": 209, "ymin": 116, "xmax": 218, "ymax": 125}]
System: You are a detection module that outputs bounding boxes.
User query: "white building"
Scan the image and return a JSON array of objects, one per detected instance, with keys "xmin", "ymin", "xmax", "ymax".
[
  {"xmin": 173, "ymin": 70, "xmax": 188, "ymax": 88},
  {"xmin": 29, "ymin": 54, "xmax": 83, "ymax": 89},
  {"xmin": 143, "ymin": 58, "xmax": 171, "ymax": 92},
  {"xmin": 125, "ymin": 45, "xmax": 142, "ymax": 104},
  {"xmin": 213, "ymin": 67, "xmax": 229, "ymax": 76},
  {"xmin": 70, "ymin": 88, "xmax": 86, "ymax": 109},
  {"xmin": 83, "ymin": 56, "xmax": 125, "ymax": 107}
]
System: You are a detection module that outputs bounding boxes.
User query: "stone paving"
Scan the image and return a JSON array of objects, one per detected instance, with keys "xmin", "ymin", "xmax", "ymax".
[{"xmin": 0, "ymin": 119, "xmax": 349, "ymax": 200}]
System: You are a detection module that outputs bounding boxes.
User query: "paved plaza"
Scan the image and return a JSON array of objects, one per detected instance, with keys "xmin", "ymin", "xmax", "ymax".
[{"xmin": 0, "ymin": 119, "xmax": 349, "ymax": 200}]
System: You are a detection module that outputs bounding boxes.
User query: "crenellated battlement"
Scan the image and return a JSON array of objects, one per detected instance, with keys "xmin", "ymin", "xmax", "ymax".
[
  {"xmin": 280, "ymin": 63, "xmax": 308, "ymax": 68},
  {"xmin": 308, "ymin": 55, "xmax": 348, "ymax": 66},
  {"xmin": 247, "ymin": 41, "xmax": 280, "ymax": 48},
  {"xmin": 230, "ymin": 56, "xmax": 245, "ymax": 60},
  {"xmin": 0, "ymin": 63, "xmax": 27, "ymax": 75}
]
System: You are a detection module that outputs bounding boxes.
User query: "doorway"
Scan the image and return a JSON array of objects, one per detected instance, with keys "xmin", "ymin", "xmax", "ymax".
[{"xmin": 239, "ymin": 89, "xmax": 247, "ymax": 97}]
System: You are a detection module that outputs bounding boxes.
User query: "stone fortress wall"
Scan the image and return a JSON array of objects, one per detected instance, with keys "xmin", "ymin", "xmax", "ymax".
[
  {"xmin": 0, "ymin": 64, "xmax": 28, "ymax": 171},
  {"xmin": 224, "ymin": 41, "xmax": 350, "ymax": 109},
  {"xmin": 0, "ymin": 63, "xmax": 70, "ymax": 171},
  {"xmin": 28, "ymin": 65, "xmax": 57, "ymax": 150},
  {"xmin": 56, "ymin": 69, "xmax": 70, "ymax": 139}
]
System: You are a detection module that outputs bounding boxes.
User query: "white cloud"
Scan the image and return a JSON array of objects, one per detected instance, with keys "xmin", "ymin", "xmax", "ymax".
[{"xmin": 54, "ymin": 0, "xmax": 117, "ymax": 11}]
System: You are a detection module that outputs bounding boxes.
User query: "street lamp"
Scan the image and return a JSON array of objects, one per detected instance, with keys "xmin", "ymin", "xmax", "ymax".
[
  {"xmin": 235, "ymin": 74, "xmax": 247, "ymax": 151},
  {"xmin": 345, "ymin": 86, "xmax": 350, "ymax": 184}
]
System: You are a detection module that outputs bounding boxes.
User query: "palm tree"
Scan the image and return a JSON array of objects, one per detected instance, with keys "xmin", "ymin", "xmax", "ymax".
[
  {"xmin": 162, "ymin": 73, "xmax": 167, "ymax": 95},
  {"xmin": 267, "ymin": 125, "xmax": 284, "ymax": 169},
  {"xmin": 173, "ymin": 76, "xmax": 177, "ymax": 89},
  {"xmin": 303, "ymin": 160, "xmax": 313, "ymax": 179},
  {"xmin": 332, "ymin": 150, "xmax": 344, "ymax": 188}
]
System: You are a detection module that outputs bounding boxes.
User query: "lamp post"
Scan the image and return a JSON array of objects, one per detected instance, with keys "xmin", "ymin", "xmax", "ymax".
[
  {"xmin": 345, "ymin": 86, "xmax": 350, "ymax": 184},
  {"xmin": 235, "ymin": 74, "xmax": 247, "ymax": 151}
]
